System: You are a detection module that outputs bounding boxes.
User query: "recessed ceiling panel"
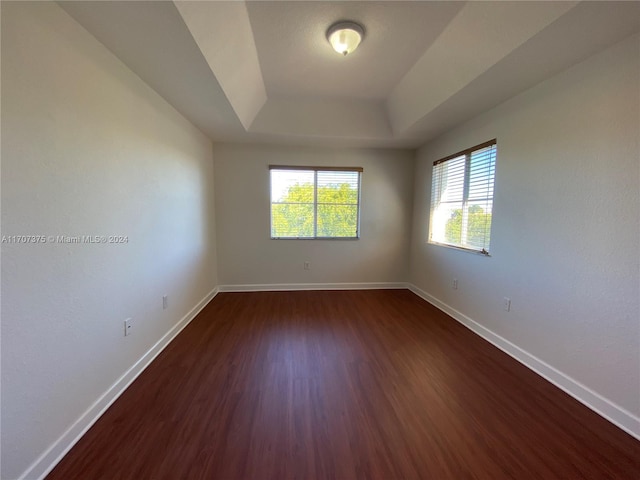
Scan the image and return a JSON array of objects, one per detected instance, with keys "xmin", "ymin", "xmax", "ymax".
[{"xmin": 246, "ymin": 1, "xmax": 464, "ymax": 100}]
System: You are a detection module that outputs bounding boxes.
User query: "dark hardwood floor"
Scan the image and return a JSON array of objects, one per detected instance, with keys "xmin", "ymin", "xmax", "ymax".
[{"xmin": 47, "ymin": 290, "xmax": 640, "ymax": 479}]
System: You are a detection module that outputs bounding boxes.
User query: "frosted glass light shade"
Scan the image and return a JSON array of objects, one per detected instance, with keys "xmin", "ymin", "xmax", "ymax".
[{"xmin": 327, "ymin": 21, "xmax": 364, "ymax": 56}]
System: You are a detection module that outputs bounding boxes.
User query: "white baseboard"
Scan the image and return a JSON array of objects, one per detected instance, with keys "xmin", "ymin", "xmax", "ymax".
[
  {"xmin": 20, "ymin": 287, "xmax": 220, "ymax": 480},
  {"xmin": 218, "ymin": 282, "xmax": 409, "ymax": 292},
  {"xmin": 407, "ymin": 283, "xmax": 640, "ymax": 441}
]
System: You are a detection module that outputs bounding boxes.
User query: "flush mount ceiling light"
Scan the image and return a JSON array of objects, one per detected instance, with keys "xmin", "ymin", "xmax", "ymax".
[{"xmin": 326, "ymin": 21, "xmax": 364, "ymax": 56}]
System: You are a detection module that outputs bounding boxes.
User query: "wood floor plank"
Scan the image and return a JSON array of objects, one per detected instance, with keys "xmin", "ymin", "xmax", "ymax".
[{"xmin": 47, "ymin": 290, "xmax": 640, "ymax": 479}]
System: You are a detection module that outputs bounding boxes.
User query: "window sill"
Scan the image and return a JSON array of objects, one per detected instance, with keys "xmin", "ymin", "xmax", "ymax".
[
  {"xmin": 271, "ymin": 237, "xmax": 360, "ymax": 241},
  {"xmin": 428, "ymin": 241, "xmax": 491, "ymax": 256}
]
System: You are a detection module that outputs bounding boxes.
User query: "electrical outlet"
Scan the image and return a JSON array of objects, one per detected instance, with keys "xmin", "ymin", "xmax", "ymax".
[
  {"xmin": 452, "ymin": 278, "xmax": 458, "ymax": 290},
  {"xmin": 503, "ymin": 297, "xmax": 511, "ymax": 312},
  {"xmin": 124, "ymin": 318, "xmax": 132, "ymax": 336},
  {"xmin": 163, "ymin": 295, "xmax": 168, "ymax": 310},
  {"xmin": 304, "ymin": 261, "xmax": 311, "ymax": 270}
]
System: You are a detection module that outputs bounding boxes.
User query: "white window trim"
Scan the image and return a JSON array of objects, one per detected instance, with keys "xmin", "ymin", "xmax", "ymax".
[
  {"xmin": 428, "ymin": 140, "xmax": 496, "ymax": 255},
  {"xmin": 269, "ymin": 165, "xmax": 363, "ymax": 240}
]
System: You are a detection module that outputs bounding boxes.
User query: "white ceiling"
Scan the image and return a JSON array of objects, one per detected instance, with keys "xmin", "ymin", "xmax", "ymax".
[
  {"xmin": 59, "ymin": 1, "xmax": 640, "ymax": 149},
  {"xmin": 247, "ymin": 1, "xmax": 464, "ymax": 100}
]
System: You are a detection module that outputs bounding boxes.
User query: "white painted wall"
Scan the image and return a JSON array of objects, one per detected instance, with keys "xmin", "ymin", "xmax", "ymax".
[
  {"xmin": 410, "ymin": 34, "xmax": 640, "ymax": 427},
  {"xmin": 1, "ymin": 3, "xmax": 218, "ymax": 479},
  {"xmin": 214, "ymin": 143, "xmax": 414, "ymax": 286}
]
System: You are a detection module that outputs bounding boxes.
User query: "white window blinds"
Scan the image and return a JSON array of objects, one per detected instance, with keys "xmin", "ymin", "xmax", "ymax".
[{"xmin": 429, "ymin": 140, "xmax": 497, "ymax": 254}]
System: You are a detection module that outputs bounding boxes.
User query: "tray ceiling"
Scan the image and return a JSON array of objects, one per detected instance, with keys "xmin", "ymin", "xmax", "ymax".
[{"xmin": 59, "ymin": 1, "xmax": 640, "ymax": 148}]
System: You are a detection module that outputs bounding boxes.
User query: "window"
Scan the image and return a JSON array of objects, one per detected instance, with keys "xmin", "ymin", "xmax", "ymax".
[
  {"xmin": 429, "ymin": 140, "xmax": 497, "ymax": 254},
  {"xmin": 270, "ymin": 166, "xmax": 362, "ymax": 239}
]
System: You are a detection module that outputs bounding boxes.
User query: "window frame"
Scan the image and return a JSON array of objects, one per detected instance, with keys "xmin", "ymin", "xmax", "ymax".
[
  {"xmin": 428, "ymin": 139, "xmax": 497, "ymax": 255},
  {"xmin": 269, "ymin": 165, "xmax": 363, "ymax": 240}
]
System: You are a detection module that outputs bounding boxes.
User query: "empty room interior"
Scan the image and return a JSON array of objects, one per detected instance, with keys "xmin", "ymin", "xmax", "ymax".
[{"xmin": 2, "ymin": 1, "xmax": 640, "ymax": 479}]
